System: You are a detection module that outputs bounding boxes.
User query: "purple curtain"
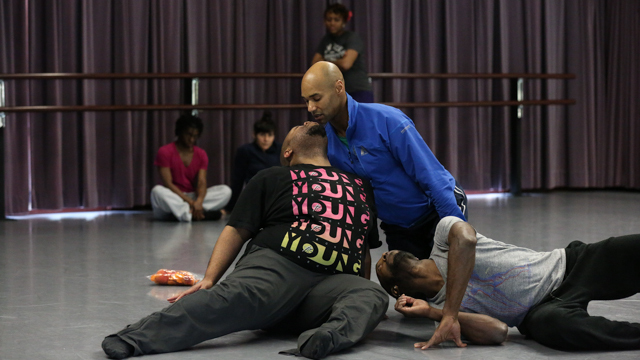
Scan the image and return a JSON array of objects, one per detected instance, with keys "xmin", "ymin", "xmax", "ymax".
[{"xmin": 1, "ymin": 0, "xmax": 639, "ymax": 214}]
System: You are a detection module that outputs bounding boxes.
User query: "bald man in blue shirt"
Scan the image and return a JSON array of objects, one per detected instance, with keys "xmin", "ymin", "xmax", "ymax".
[{"xmin": 301, "ymin": 61, "xmax": 467, "ymax": 260}]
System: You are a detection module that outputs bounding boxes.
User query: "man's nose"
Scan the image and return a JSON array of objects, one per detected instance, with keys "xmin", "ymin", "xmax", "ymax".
[{"xmin": 307, "ymin": 102, "xmax": 316, "ymax": 112}]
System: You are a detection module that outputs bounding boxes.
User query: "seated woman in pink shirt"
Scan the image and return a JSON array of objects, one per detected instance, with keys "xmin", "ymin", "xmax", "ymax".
[{"xmin": 151, "ymin": 115, "xmax": 231, "ymax": 222}]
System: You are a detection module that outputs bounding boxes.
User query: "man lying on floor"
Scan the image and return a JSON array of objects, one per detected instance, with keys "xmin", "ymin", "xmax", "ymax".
[
  {"xmin": 102, "ymin": 122, "xmax": 388, "ymax": 359},
  {"xmin": 376, "ymin": 216, "xmax": 640, "ymax": 351}
]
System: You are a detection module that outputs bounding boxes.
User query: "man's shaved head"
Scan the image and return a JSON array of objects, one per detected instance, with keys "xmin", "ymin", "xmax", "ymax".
[
  {"xmin": 301, "ymin": 61, "xmax": 348, "ymax": 126},
  {"xmin": 280, "ymin": 122, "xmax": 328, "ymax": 166},
  {"xmin": 302, "ymin": 61, "xmax": 345, "ymax": 92}
]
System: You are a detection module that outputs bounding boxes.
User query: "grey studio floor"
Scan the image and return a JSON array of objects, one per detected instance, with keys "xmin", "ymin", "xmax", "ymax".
[{"xmin": 2, "ymin": 191, "xmax": 640, "ymax": 360}]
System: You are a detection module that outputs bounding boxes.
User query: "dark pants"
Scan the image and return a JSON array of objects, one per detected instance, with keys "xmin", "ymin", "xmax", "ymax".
[
  {"xmin": 108, "ymin": 246, "xmax": 388, "ymax": 356},
  {"xmin": 518, "ymin": 235, "xmax": 640, "ymax": 351},
  {"xmin": 381, "ymin": 182, "xmax": 468, "ymax": 259}
]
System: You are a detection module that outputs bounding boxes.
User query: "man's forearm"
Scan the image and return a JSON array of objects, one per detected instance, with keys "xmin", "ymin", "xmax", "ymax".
[
  {"xmin": 425, "ymin": 307, "xmax": 507, "ymax": 345},
  {"xmin": 202, "ymin": 226, "xmax": 251, "ymax": 285},
  {"xmin": 443, "ymin": 222, "xmax": 476, "ymax": 318}
]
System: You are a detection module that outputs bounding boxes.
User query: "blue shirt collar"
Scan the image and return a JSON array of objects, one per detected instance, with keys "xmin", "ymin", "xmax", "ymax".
[
  {"xmin": 345, "ymin": 93, "xmax": 359, "ymax": 139},
  {"xmin": 326, "ymin": 93, "xmax": 360, "ymax": 141}
]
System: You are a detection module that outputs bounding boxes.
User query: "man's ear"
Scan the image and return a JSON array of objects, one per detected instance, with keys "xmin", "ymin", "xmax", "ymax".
[
  {"xmin": 282, "ymin": 148, "xmax": 293, "ymax": 163},
  {"xmin": 335, "ymin": 79, "xmax": 345, "ymax": 95},
  {"xmin": 391, "ymin": 285, "xmax": 400, "ymax": 298}
]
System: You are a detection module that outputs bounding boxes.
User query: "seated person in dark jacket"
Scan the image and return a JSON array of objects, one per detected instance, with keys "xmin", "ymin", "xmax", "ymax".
[
  {"xmin": 226, "ymin": 111, "xmax": 282, "ymax": 212},
  {"xmin": 102, "ymin": 121, "xmax": 388, "ymax": 360}
]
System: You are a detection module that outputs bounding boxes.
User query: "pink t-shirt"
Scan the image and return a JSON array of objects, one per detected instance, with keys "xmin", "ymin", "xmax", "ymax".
[{"xmin": 154, "ymin": 142, "xmax": 209, "ymax": 193}]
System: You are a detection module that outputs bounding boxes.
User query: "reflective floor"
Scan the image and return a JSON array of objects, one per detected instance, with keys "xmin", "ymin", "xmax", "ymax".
[{"xmin": 2, "ymin": 190, "xmax": 640, "ymax": 360}]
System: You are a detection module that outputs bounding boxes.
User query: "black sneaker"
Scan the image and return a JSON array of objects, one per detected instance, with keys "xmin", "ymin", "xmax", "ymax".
[
  {"xmin": 299, "ymin": 331, "xmax": 334, "ymax": 359},
  {"xmin": 102, "ymin": 335, "xmax": 134, "ymax": 359},
  {"xmin": 204, "ymin": 210, "xmax": 222, "ymax": 220}
]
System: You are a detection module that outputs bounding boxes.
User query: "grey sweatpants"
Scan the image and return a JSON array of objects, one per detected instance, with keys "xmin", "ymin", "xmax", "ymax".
[{"xmin": 110, "ymin": 246, "xmax": 389, "ymax": 356}]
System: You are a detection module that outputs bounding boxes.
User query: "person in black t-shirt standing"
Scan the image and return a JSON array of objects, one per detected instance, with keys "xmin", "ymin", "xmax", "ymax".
[
  {"xmin": 101, "ymin": 122, "xmax": 388, "ymax": 360},
  {"xmin": 312, "ymin": 3, "xmax": 373, "ymax": 103}
]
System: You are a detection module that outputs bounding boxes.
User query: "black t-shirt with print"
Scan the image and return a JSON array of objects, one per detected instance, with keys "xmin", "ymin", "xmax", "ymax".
[
  {"xmin": 316, "ymin": 31, "xmax": 372, "ymax": 93},
  {"xmin": 227, "ymin": 164, "xmax": 380, "ymax": 276}
]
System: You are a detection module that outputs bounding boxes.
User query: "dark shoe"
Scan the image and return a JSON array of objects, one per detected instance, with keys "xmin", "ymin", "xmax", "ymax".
[
  {"xmin": 204, "ymin": 210, "xmax": 222, "ymax": 221},
  {"xmin": 102, "ymin": 335, "xmax": 134, "ymax": 359},
  {"xmin": 299, "ymin": 330, "xmax": 334, "ymax": 359}
]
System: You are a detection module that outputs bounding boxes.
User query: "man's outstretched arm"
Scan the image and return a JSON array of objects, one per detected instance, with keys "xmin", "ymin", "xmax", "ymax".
[
  {"xmin": 395, "ymin": 295, "xmax": 507, "ymax": 346},
  {"xmin": 423, "ymin": 221, "xmax": 477, "ymax": 348},
  {"xmin": 168, "ymin": 225, "xmax": 252, "ymax": 303}
]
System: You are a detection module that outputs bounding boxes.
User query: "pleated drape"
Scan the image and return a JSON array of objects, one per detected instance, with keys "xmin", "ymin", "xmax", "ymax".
[{"xmin": 1, "ymin": 0, "xmax": 638, "ymax": 214}]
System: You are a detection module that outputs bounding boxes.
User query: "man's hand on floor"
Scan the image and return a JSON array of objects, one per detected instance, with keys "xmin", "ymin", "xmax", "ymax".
[
  {"xmin": 415, "ymin": 315, "xmax": 465, "ymax": 349},
  {"xmin": 167, "ymin": 279, "xmax": 213, "ymax": 303}
]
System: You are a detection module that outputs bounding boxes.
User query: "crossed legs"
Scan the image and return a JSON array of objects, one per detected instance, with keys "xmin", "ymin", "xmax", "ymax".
[{"xmin": 150, "ymin": 184, "xmax": 231, "ymax": 222}]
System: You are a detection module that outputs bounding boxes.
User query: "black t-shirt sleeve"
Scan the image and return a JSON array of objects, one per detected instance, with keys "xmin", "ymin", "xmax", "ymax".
[
  {"xmin": 226, "ymin": 169, "xmax": 269, "ymax": 236},
  {"xmin": 344, "ymin": 31, "xmax": 365, "ymax": 53}
]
